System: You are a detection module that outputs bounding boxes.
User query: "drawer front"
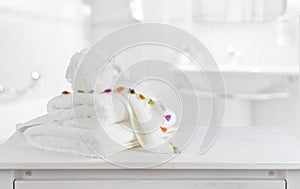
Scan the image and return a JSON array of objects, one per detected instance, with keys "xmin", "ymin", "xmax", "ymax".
[{"xmin": 15, "ymin": 179, "xmax": 285, "ymax": 189}]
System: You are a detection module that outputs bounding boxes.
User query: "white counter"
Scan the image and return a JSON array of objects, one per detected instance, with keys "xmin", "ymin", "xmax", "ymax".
[{"xmin": 0, "ymin": 127, "xmax": 300, "ymax": 170}]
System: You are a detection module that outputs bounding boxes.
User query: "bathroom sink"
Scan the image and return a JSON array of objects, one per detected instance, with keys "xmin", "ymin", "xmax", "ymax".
[{"xmin": 174, "ymin": 65, "xmax": 298, "ymax": 98}]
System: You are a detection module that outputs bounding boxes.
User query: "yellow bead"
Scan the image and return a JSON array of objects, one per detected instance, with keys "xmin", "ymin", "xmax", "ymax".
[{"xmin": 148, "ymin": 99, "xmax": 154, "ymax": 105}]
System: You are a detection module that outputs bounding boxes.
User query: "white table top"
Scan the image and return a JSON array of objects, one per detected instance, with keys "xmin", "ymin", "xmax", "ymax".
[{"xmin": 1, "ymin": 127, "xmax": 300, "ymax": 170}]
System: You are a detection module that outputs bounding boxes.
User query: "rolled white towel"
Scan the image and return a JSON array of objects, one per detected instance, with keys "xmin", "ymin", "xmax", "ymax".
[
  {"xmin": 65, "ymin": 49, "xmax": 88, "ymax": 85},
  {"xmin": 65, "ymin": 49, "xmax": 118, "ymax": 92}
]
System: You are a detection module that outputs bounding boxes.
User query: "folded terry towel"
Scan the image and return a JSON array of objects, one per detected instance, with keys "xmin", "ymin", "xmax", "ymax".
[
  {"xmin": 17, "ymin": 87, "xmax": 178, "ymax": 157},
  {"xmin": 47, "ymin": 93, "xmax": 129, "ymax": 125},
  {"xmin": 16, "ymin": 47, "xmax": 180, "ymax": 157},
  {"xmin": 23, "ymin": 122, "xmax": 139, "ymax": 157}
]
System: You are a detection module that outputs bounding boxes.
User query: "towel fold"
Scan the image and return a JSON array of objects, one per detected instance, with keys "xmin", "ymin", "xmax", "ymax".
[
  {"xmin": 24, "ymin": 123, "xmax": 139, "ymax": 157},
  {"xmin": 17, "ymin": 87, "xmax": 178, "ymax": 157},
  {"xmin": 47, "ymin": 93, "xmax": 128, "ymax": 124}
]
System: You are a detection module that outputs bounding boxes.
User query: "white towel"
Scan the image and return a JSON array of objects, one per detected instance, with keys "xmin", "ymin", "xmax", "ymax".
[
  {"xmin": 16, "ymin": 47, "xmax": 179, "ymax": 157},
  {"xmin": 65, "ymin": 49, "xmax": 118, "ymax": 92},
  {"xmin": 114, "ymin": 92, "xmax": 174, "ymax": 153},
  {"xmin": 24, "ymin": 123, "xmax": 139, "ymax": 157},
  {"xmin": 47, "ymin": 93, "xmax": 128, "ymax": 124},
  {"xmin": 17, "ymin": 88, "xmax": 177, "ymax": 157}
]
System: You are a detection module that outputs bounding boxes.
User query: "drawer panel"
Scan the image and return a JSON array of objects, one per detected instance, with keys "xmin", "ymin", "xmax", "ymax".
[{"xmin": 15, "ymin": 179, "xmax": 285, "ymax": 189}]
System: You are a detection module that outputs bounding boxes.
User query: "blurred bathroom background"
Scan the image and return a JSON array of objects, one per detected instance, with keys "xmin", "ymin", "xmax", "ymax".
[{"xmin": 0, "ymin": 0, "xmax": 299, "ymax": 144}]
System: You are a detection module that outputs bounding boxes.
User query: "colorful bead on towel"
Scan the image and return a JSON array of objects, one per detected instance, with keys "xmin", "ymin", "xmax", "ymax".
[
  {"xmin": 148, "ymin": 99, "xmax": 154, "ymax": 105},
  {"xmin": 160, "ymin": 126, "xmax": 168, "ymax": 133},
  {"xmin": 116, "ymin": 86, "xmax": 125, "ymax": 93},
  {"xmin": 165, "ymin": 114, "xmax": 171, "ymax": 122},
  {"xmin": 62, "ymin": 91, "xmax": 71, "ymax": 95},
  {"xmin": 173, "ymin": 145, "xmax": 181, "ymax": 154},
  {"xmin": 139, "ymin": 94, "xmax": 145, "ymax": 100},
  {"xmin": 77, "ymin": 90, "xmax": 85, "ymax": 93},
  {"xmin": 104, "ymin": 88, "xmax": 112, "ymax": 93},
  {"xmin": 129, "ymin": 88, "xmax": 135, "ymax": 94}
]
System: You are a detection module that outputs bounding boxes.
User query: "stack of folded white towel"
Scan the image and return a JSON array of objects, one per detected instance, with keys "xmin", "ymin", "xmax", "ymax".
[
  {"xmin": 17, "ymin": 88, "xmax": 177, "ymax": 157},
  {"xmin": 16, "ymin": 50, "xmax": 179, "ymax": 158}
]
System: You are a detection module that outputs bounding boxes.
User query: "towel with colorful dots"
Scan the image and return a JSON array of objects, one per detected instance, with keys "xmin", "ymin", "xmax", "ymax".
[{"xmin": 16, "ymin": 86, "xmax": 180, "ymax": 157}]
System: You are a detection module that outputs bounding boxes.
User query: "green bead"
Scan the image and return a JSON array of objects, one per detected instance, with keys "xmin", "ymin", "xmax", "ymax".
[
  {"xmin": 148, "ymin": 99, "xmax": 154, "ymax": 105},
  {"xmin": 173, "ymin": 145, "xmax": 181, "ymax": 154},
  {"xmin": 77, "ymin": 90, "xmax": 85, "ymax": 93}
]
